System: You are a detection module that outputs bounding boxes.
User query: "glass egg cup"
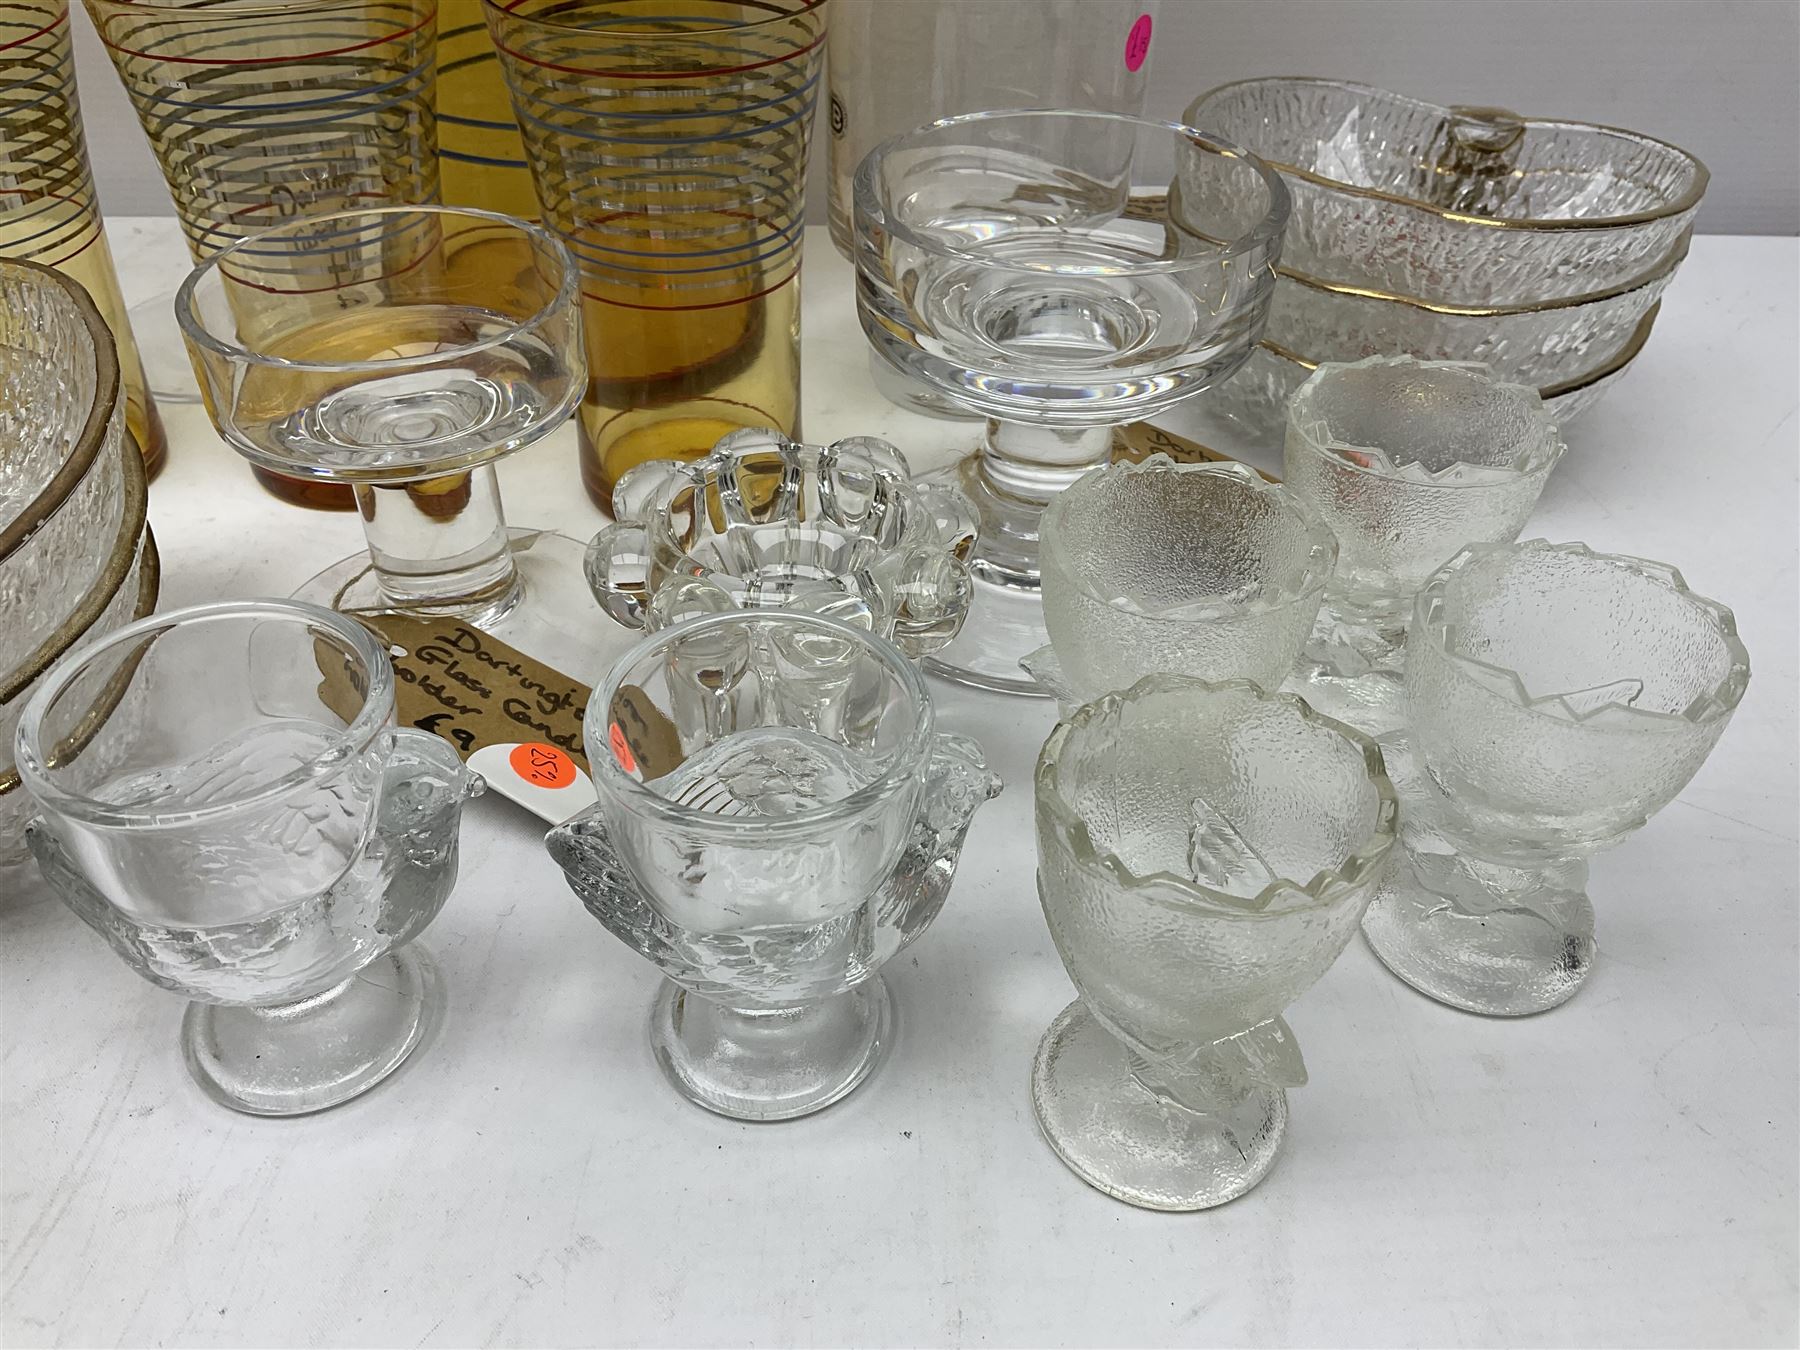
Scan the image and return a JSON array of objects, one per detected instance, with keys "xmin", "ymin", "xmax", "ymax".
[
  {"xmin": 1282, "ymin": 356, "xmax": 1565, "ymax": 732},
  {"xmin": 853, "ymin": 109, "xmax": 1289, "ymax": 694},
  {"xmin": 1363, "ymin": 541, "xmax": 1749, "ymax": 1016},
  {"xmin": 1033, "ymin": 676, "xmax": 1396, "ymax": 1210},
  {"xmin": 547, "ymin": 610, "xmax": 1000, "ymax": 1121},
  {"xmin": 585, "ymin": 428, "xmax": 976, "ymax": 656},
  {"xmin": 1023, "ymin": 455, "xmax": 1335, "ymax": 708},
  {"xmin": 176, "ymin": 205, "xmax": 628, "ymax": 678},
  {"xmin": 16, "ymin": 600, "xmax": 484, "ymax": 1115}
]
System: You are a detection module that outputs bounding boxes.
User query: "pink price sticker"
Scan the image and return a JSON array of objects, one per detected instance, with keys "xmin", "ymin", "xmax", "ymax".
[{"xmin": 1124, "ymin": 13, "xmax": 1153, "ymax": 72}]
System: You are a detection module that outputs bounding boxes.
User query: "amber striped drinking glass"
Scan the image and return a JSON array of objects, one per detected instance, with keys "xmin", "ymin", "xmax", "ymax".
[
  {"xmin": 0, "ymin": 0, "xmax": 166, "ymax": 479},
  {"xmin": 485, "ymin": 0, "xmax": 825, "ymax": 511},
  {"xmin": 83, "ymin": 0, "xmax": 440, "ymax": 509}
]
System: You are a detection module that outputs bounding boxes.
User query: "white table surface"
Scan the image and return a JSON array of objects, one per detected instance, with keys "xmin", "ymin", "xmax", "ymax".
[{"xmin": 3, "ymin": 222, "xmax": 1796, "ymax": 1349}]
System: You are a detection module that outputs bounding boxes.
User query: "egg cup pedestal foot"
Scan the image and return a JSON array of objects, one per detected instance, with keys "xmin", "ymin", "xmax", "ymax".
[
  {"xmin": 1031, "ymin": 1000, "xmax": 1287, "ymax": 1212},
  {"xmin": 1361, "ymin": 851, "xmax": 1595, "ymax": 1017},
  {"xmin": 180, "ymin": 945, "xmax": 445, "ymax": 1117},
  {"xmin": 651, "ymin": 978, "xmax": 893, "ymax": 1122}
]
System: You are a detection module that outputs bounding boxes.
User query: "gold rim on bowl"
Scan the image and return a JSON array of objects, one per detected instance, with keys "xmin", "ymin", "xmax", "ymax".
[
  {"xmin": 0, "ymin": 523, "xmax": 161, "ymax": 798},
  {"xmin": 1186, "ymin": 76, "xmax": 1709, "ymax": 233},
  {"xmin": 0, "ymin": 428, "xmax": 150, "ymax": 711},
  {"xmin": 1277, "ymin": 229, "xmax": 1691, "ymax": 316},
  {"xmin": 1259, "ymin": 300, "xmax": 1661, "ymax": 402},
  {"xmin": 0, "ymin": 258, "xmax": 123, "ymax": 563}
]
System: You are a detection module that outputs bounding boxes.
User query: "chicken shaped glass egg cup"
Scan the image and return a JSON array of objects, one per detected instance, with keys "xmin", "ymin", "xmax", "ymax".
[
  {"xmin": 1033, "ymin": 676, "xmax": 1396, "ymax": 1210},
  {"xmin": 546, "ymin": 610, "xmax": 1001, "ymax": 1121},
  {"xmin": 585, "ymin": 429, "xmax": 976, "ymax": 657},
  {"xmin": 17, "ymin": 600, "xmax": 483, "ymax": 1116},
  {"xmin": 1363, "ymin": 541, "xmax": 1749, "ymax": 1016}
]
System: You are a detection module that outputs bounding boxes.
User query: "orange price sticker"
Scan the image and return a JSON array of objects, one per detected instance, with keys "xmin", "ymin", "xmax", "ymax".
[
  {"xmin": 608, "ymin": 722, "xmax": 637, "ymax": 774},
  {"xmin": 507, "ymin": 742, "xmax": 578, "ymax": 790}
]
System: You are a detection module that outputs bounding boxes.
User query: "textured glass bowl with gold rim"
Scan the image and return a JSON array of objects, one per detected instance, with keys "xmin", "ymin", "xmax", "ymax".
[
  {"xmin": 1261, "ymin": 229, "xmax": 1686, "ymax": 389},
  {"xmin": 1032, "ymin": 675, "xmax": 1396, "ymax": 1210},
  {"xmin": 1363, "ymin": 541, "xmax": 1749, "ymax": 1017},
  {"xmin": 585, "ymin": 429, "xmax": 978, "ymax": 659},
  {"xmin": 1183, "ymin": 77, "xmax": 1706, "ymax": 307},
  {"xmin": 1, "ymin": 259, "xmax": 161, "ymax": 861},
  {"xmin": 1203, "ymin": 302, "xmax": 1659, "ymax": 451}
]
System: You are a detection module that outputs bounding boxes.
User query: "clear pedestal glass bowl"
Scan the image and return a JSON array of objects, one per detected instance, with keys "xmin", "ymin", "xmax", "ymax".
[
  {"xmin": 176, "ymin": 205, "xmax": 627, "ymax": 680},
  {"xmin": 854, "ymin": 108, "xmax": 1288, "ymax": 693},
  {"xmin": 1363, "ymin": 541, "xmax": 1749, "ymax": 1016},
  {"xmin": 546, "ymin": 611, "xmax": 1000, "ymax": 1121},
  {"xmin": 1032, "ymin": 676, "xmax": 1395, "ymax": 1210},
  {"xmin": 585, "ymin": 428, "xmax": 976, "ymax": 657},
  {"xmin": 1282, "ymin": 357, "xmax": 1565, "ymax": 730},
  {"xmin": 15, "ymin": 601, "xmax": 484, "ymax": 1114},
  {"xmin": 1183, "ymin": 77, "xmax": 1706, "ymax": 306},
  {"xmin": 1024, "ymin": 455, "xmax": 1335, "ymax": 707}
]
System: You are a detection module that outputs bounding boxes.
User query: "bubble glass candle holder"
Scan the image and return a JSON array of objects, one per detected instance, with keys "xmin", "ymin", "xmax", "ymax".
[
  {"xmin": 1362, "ymin": 541, "xmax": 1749, "ymax": 1015},
  {"xmin": 585, "ymin": 428, "xmax": 976, "ymax": 657},
  {"xmin": 546, "ymin": 610, "xmax": 1000, "ymax": 1121},
  {"xmin": 1033, "ymin": 676, "xmax": 1395, "ymax": 1210},
  {"xmin": 854, "ymin": 109, "xmax": 1288, "ymax": 693},
  {"xmin": 1283, "ymin": 357, "xmax": 1565, "ymax": 726},
  {"xmin": 16, "ymin": 600, "xmax": 484, "ymax": 1115},
  {"xmin": 1025, "ymin": 456, "xmax": 1335, "ymax": 707}
]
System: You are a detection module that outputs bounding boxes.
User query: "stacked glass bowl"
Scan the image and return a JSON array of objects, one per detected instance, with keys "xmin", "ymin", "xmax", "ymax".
[{"xmin": 1182, "ymin": 77, "xmax": 1706, "ymax": 445}]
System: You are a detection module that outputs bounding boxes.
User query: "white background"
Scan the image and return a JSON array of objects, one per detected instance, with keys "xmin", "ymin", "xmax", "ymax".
[
  {"xmin": 1, "ymin": 221, "xmax": 1795, "ymax": 1347},
  {"xmin": 67, "ymin": 0, "xmax": 1800, "ymax": 235}
]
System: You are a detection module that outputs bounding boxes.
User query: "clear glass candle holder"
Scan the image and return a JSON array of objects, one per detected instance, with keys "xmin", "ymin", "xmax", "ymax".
[
  {"xmin": 16, "ymin": 600, "xmax": 485, "ymax": 1115},
  {"xmin": 546, "ymin": 610, "xmax": 1000, "ymax": 1121},
  {"xmin": 1362, "ymin": 541, "xmax": 1749, "ymax": 1016},
  {"xmin": 585, "ymin": 428, "xmax": 976, "ymax": 655},
  {"xmin": 854, "ymin": 109, "xmax": 1288, "ymax": 693},
  {"xmin": 1033, "ymin": 675, "xmax": 1396, "ymax": 1210},
  {"xmin": 1023, "ymin": 455, "xmax": 1335, "ymax": 708},
  {"xmin": 1283, "ymin": 357, "xmax": 1565, "ymax": 727}
]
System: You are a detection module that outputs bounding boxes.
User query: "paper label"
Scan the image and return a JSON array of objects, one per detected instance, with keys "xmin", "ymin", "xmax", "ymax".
[
  {"xmin": 350, "ymin": 613, "xmax": 592, "ymax": 773},
  {"xmin": 1112, "ymin": 422, "xmax": 1281, "ymax": 481}
]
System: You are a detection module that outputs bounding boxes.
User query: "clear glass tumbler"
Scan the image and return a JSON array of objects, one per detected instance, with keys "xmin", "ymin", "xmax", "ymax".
[
  {"xmin": 1033, "ymin": 675, "xmax": 1396, "ymax": 1210},
  {"xmin": 1362, "ymin": 541, "xmax": 1750, "ymax": 1016},
  {"xmin": 16, "ymin": 600, "xmax": 485, "ymax": 1115},
  {"xmin": 485, "ymin": 0, "xmax": 825, "ymax": 512},
  {"xmin": 854, "ymin": 109, "xmax": 1289, "ymax": 693},
  {"xmin": 546, "ymin": 610, "xmax": 1001, "ymax": 1121},
  {"xmin": 1026, "ymin": 455, "xmax": 1336, "ymax": 707},
  {"xmin": 1283, "ymin": 356, "xmax": 1566, "ymax": 729}
]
